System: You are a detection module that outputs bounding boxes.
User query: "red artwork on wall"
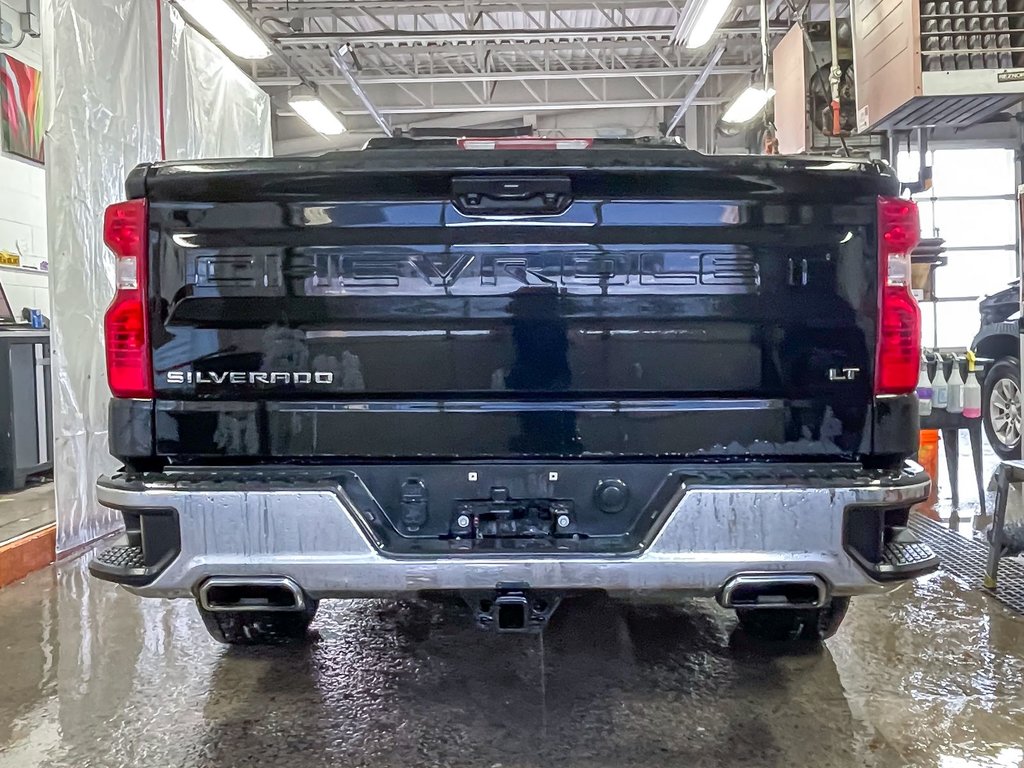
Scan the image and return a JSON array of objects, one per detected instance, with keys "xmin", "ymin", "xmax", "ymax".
[{"xmin": 0, "ymin": 54, "xmax": 44, "ymax": 164}]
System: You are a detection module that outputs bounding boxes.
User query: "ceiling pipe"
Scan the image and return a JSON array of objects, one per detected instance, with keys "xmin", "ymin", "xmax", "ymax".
[
  {"xmin": 665, "ymin": 41, "xmax": 726, "ymax": 133},
  {"xmin": 329, "ymin": 47, "xmax": 394, "ymax": 136}
]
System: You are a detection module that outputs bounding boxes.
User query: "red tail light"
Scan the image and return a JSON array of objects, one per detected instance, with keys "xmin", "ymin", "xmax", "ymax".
[
  {"xmin": 875, "ymin": 196, "xmax": 921, "ymax": 395},
  {"xmin": 103, "ymin": 199, "xmax": 152, "ymax": 398}
]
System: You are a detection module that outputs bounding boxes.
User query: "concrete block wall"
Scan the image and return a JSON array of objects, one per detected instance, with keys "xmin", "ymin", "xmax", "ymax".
[{"xmin": 0, "ymin": 266, "xmax": 49, "ymax": 317}]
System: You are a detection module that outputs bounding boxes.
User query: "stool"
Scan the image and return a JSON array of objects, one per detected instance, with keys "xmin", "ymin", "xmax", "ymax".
[{"xmin": 985, "ymin": 460, "xmax": 1024, "ymax": 589}]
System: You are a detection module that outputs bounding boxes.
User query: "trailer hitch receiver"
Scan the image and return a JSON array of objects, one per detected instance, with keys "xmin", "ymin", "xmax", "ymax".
[{"xmin": 464, "ymin": 583, "xmax": 563, "ymax": 633}]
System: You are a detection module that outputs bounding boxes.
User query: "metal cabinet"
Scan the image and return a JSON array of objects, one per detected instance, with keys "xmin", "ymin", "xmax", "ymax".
[{"xmin": 0, "ymin": 329, "xmax": 52, "ymax": 491}]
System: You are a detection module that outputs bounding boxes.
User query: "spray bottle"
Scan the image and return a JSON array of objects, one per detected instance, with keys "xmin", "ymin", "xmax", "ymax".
[
  {"xmin": 930, "ymin": 353, "xmax": 949, "ymax": 410},
  {"xmin": 947, "ymin": 354, "xmax": 964, "ymax": 414},
  {"xmin": 917, "ymin": 354, "xmax": 933, "ymax": 416},
  {"xmin": 963, "ymin": 350, "xmax": 982, "ymax": 419}
]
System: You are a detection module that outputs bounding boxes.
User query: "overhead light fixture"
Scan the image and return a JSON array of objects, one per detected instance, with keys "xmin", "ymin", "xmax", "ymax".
[
  {"xmin": 673, "ymin": 0, "xmax": 732, "ymax": 49},
  {"xmin": 721, "ymin": 86, "xmax": 775, "ymax": 124},
  {"xmin": 175, "ymin": 0, "xmax": 272, "ymax": 60},
  {"xmin": 288, "ymin": 95, "xmax": 347, "ymax": 136}
]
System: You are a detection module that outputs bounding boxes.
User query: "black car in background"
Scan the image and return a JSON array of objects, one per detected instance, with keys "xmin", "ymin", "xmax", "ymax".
[{"xmin": 972, "ymin": 280, "xmax": 1021, "ymax": 459}]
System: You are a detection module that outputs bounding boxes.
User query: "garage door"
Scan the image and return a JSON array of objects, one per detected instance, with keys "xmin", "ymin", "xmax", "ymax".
[{"xmin": 899, "ymin": 147, "xmax": 1019, "ymax": 349}]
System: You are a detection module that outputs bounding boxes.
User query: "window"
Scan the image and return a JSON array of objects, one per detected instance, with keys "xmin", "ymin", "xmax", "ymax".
[
  {"xmin": 934, "ymin": 250, "xmax": 1017, "ymax": 299},
  {"xmin": 923, "ymin": 200, "xmax": 1016, "ymax": 250},
  {"xmin": 897, "ymin": 148, "xmax": 1019, "ymax": 348}
]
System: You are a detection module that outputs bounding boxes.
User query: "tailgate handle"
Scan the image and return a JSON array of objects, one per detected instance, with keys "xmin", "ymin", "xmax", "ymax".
[{"xmin": 452, "ymin": 176, "xmax": 572, "ymax": 216}]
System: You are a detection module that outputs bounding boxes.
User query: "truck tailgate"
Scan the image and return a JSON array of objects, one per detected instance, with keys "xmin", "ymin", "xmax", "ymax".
[{"xmin": 136, "ymin": 150, "xmax": 898, "ymax": 461}]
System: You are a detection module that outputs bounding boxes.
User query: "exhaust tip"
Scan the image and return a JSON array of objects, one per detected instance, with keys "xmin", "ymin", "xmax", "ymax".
[
  {"xmin": 199, "ymin": 577, "xmax": 306, "ymax": 613},
  {"xmin": 719, "ymin": 573, "xmax": 827, "ymax": 610}
]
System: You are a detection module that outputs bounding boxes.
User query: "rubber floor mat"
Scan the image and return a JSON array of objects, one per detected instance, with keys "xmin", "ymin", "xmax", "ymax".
[{"xmin": 910, "ymin": 512, "xmax": 1024, "ymax": 617}]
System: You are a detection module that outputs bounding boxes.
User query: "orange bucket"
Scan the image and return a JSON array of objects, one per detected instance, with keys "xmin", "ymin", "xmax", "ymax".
[{"xmin": 916, "ymin": 429, "xmax": 941, "ymax": 512}]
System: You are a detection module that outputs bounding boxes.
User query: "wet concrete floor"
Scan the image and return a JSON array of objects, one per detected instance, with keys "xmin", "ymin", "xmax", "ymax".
[
  {"xmin": 0, "ymin": 482, "xmax": 54, "ymax": 544},
  {"xmin": 1, "ymin": 436, "xmax": 1021, "ymax": 767},
  {"xmin": 2, "ymin": 552, "xmax": 1024, "ymax": 768}
]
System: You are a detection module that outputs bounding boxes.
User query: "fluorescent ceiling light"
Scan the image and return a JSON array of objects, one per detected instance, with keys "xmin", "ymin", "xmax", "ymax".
[
  {"xmin": 721, "ymin": 86, "xmax": 775, "ymax": 124},
  {"xmin": 288, "ymin": 95, "xmax": 347, "ymax": 136},
  {"xmin": 176, "ymin": 0, "xmax": 272, "ymax": 60},
  {"xmin": 678, "ymin": 0, "xmax": 732, "ymax": 49}
]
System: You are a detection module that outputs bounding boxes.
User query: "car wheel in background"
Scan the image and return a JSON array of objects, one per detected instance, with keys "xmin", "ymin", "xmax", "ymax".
[{"xmin": 983, "ymin": 357, "xmax": 1022, "ymax": 460}]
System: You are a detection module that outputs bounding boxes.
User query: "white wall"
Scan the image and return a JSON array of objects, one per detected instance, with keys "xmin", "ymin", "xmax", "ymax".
[
  {"xmin": 0, "ymin": 264, "xmax": 48, "ymax": 316},
  {"xmin": 0, "ymin": 12, "xmax": 49, "ymax": 317},
  {"xmin": 533, "ymin": 107, "xmax": 663, "ymax": 138}
]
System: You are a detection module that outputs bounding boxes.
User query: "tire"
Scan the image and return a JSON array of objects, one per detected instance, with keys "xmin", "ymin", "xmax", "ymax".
[
  {"xmin": 736, "ymin": 597, "xmax": 850, "ymax": 642},
  {"xmin": 198, "ymin": 600, "xmax": 319, "ymax": 645},
  {"xmin": 983, "ymin": 357, "xmax": 1021, "ymax": 460}
]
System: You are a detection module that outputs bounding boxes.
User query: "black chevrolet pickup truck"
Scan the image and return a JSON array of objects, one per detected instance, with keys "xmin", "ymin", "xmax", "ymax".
[{"xmin": 91, "ymin": 137, "xmax": 937, "ymax": 644}]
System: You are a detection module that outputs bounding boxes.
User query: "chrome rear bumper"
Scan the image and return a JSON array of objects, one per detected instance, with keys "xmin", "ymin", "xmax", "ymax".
[{"xmin": 91, "ymin": 463, "xmax": 933, "ymax": 601}]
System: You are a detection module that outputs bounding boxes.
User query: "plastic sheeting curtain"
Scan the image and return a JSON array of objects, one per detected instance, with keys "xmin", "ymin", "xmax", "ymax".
[
  {"xmin": 163, "ymin": 11, "xmax": 272, "ymax": 160},
  {"xmin": 44, "ymin": 0, "xmax": 271, "ymax": 553}
]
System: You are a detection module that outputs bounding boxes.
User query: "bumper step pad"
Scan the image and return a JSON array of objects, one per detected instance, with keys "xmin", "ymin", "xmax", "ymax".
[
  {"xmin": 90, "ymin": 541, "xmax": 166, "ymax": 587},
  {"xmin": 849, "ymin": 524, "xmax": 940, "ymax": 580},
  {"xmin": 880, "ymin": 528, "xmax": 940, "ymax": 575},
  {"xmin": 95, "ymin": 544, "xmax": 145, "ymax": 570}
]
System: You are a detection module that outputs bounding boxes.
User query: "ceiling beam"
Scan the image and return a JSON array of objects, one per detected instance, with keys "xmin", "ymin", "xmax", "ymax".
[
  {"xmin": 257, "ymin": 63, "xmax": 756, "ymax": 86},
  {"xmin": 274, "ymin": 26, "xmax": 677, "ymax": 46},
  {"xmin": 251, "ymin": 0, "xmax": 678, "ymax": 14},
  {"xmin": 278, "ymin": 95, "xmax": 727, "ymax": 116},
  {"xmin": 272, "ymin": 21, "xmax": 787, "ymax": 47}
]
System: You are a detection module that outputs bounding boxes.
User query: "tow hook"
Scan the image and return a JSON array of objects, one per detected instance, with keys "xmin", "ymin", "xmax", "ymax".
[{"xmin": 464, "ymin": 583, "xmax": 562, "ymax": 633}]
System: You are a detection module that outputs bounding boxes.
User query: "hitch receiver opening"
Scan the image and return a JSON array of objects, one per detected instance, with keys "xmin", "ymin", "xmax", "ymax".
[{"xmin": 465, "ymin": 584, "xmax": 562, "ymax": 633}]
